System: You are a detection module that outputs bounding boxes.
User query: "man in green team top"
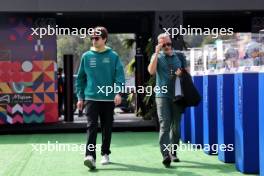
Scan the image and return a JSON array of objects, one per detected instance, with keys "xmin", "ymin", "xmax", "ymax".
[{"xmin": 76, "ymin": 26, "xmax": 125, "ymax": 170}]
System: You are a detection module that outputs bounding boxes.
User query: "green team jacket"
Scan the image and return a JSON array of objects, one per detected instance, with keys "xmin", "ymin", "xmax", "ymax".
[{"xmin": 75, "ymin": 46, "xmax": 125, "ymax": 101}]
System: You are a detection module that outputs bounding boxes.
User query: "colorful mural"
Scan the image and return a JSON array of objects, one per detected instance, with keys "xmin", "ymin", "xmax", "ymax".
[{"xmin": 0, "ymin": 16, "xmax": 58, "ymax": 124}]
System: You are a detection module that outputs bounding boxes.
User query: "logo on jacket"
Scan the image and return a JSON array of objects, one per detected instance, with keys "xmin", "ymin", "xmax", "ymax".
[
  {"xmin": 102, "ymin": 57, "xmax": 110, "ymax": 63},
  {"xmin": 90, "ymin": 58, "xmax": 96, "ymax": 68}
]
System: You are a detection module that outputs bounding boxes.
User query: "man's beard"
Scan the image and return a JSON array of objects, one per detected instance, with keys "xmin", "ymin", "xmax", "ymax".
[{"xmin": 164, "ymin": 48, "xmax": 172, "ymax": 56}]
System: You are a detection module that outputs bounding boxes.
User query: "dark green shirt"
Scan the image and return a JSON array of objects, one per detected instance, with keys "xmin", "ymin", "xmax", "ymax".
[{"xmin": 151, "ymin": 50, "xmax": 186, "ymax": 98}]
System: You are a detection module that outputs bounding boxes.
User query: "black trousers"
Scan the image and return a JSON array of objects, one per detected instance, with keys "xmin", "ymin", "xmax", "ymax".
[{"xmin": 85, "ymin": 100, "xmax": 115, "ymax": 160}]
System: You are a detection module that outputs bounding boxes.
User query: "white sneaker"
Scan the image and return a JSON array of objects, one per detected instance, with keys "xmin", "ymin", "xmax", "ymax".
[
  {"xmin": 101, "ymin": 154, "xmax": 110, "ymax": 165},
  {"xmin": 84, "ymin": 155, "xmax": 96, "ymax": 169}
]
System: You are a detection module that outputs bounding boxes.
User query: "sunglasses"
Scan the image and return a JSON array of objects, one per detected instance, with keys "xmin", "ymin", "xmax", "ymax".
[
  {"xmin": 162, "ymin": 43, "xmax": 172, "ymax": 48},
  {"xmin": 90, "ymin": 36, "xmax": 101, "ymax": 41}
]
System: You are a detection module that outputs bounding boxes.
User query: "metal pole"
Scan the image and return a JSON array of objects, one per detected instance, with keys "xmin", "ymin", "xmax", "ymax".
[
  {"xmin": 135, "ymin": 44, "xmax": 145, "ymax": 114},
  {"xmin": 63, "ymin": 54, "xmax": 74, "ymax": 122}
]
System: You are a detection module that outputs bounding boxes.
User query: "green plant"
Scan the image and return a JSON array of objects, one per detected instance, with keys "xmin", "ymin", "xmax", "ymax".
[
  {"xmin": 136, "ymin": 38, "xmax": 158, "ymax": 120},
  {"xmin": 122, "ymin": 38, "xmax": 136, "ymax": 49},
  {"xmin": 126, "ymin": 58, "xmax": 136, "ymax": 76},
  {"xmin": 138, "ymin": 76, "xmax": 157, "ymax": 120},
  {"xmin": 122, "ymin": 37, "xmax": 157, "ymax": 120}
]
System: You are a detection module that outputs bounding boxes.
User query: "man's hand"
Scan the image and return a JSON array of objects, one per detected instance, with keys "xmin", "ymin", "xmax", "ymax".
[
  {"xmin": 77, "ymin": 100, "xmax": 84, "ymax": 110},
  {"xmin": 114, "ymin": 94, "xmax": 122, "ymax": 106},
  {"xmin": 155, "ymin": 43, "xmax": 163, "ymax": 54},
  {"xmin": 175, "ymin": 68, "xmax": 183, "ymax": 76},
  {"xmin": 148, "ymin": 43, "xmax": 162, "ymax": 75}
]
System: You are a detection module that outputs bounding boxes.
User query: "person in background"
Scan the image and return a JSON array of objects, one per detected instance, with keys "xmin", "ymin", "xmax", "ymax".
[{"xmin": 57, "ymin": 67, "xmax": 64, "ymax": 117}]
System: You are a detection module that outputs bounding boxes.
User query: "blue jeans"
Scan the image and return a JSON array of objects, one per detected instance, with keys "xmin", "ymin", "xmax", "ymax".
[{"xmin": 156, "ymin": 97, "xmax": 183, "ymax": 158}]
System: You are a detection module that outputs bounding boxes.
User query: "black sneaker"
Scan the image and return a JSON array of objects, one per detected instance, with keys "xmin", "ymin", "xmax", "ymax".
[
  {"xmin": 170, "ymin": 150, "xmax": 180, "ymax": 162},
  {"xmin": 162, "ymin": 155, "xmax": 171, "ymax": 168},
  {"xmin": 171, "ymin": 155, "xmax": 180, "ymax": 162},
  {"xmin": 84, "ymin": 155, "xmax": 96, "ymax": 170}
]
